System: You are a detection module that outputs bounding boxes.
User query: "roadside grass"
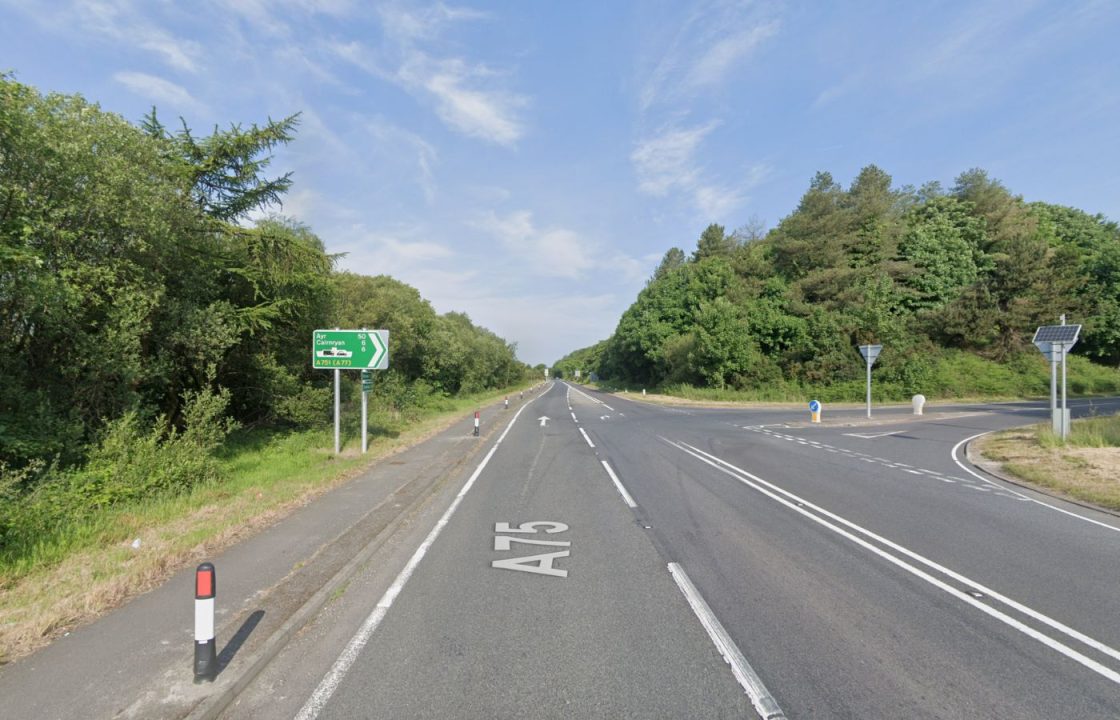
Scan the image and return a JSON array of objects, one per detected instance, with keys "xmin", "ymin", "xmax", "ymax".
[
  {"xmin": 0, "ymin": 383, "xmax": 536, "ymax": 664},
  {"xmin": 975, "ymin": 412, "xmax": 1120, "ymax": 511}
]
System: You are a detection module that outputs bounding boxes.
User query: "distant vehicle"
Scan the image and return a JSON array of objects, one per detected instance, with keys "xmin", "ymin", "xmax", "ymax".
[{"xmin": 316, "ymin": 347, "xmax": 352, "ymax": 358}]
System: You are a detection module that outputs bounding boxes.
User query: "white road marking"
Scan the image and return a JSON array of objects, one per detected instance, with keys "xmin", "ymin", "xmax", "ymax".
[
  {"xmin": 571, "ymin": 411, "xmax": 578, "ymax": 423},
  {"xmin": 565, "ymin": 383, "xmax": 615, "ymax": 411},
  {"xmin": 668, "ymin": 563, "xmax": 786, "ymax": 720},
  {"xmin": 601, "ymin": 460, "xmax": 637, "ymax": 508},
  {"xmin": 295, "ymin": 394, "xmax": 543, "ymax": 720},
  {"xmin": 664, "ymin": 439, "xmax": 1120, "ymax": 685},
  {"xmin": 843, "ymin": 430, "xmax": 904, "ymax": 439},
  {"xmin": 951, "ymin": 432, "xmax": 1120, "ymax": 535},
  {"xmin": 579, "ymin": 427, "xmax": 595, "ymax": 448}
]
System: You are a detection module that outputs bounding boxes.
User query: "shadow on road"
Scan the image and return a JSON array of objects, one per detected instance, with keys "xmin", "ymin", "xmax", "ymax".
[{"xmin": 217, "ymin": 610, "xmax": 265, "ymax": 673}]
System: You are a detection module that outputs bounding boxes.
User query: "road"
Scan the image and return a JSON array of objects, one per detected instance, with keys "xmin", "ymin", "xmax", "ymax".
[{"xmin": 225, "ymin": 384, "xmax": 1120, "ymax": 719}]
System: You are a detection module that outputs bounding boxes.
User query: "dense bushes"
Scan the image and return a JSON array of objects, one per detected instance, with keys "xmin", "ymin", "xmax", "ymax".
[{"xmin": 0, "ymin": 384, "xmax": 236, "ymax": 569}]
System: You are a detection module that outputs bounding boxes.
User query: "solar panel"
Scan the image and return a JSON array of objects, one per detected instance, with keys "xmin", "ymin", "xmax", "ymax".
[{"xmin": 1033, "ymin": 325, "xmax": 1081, "ymax": 344}]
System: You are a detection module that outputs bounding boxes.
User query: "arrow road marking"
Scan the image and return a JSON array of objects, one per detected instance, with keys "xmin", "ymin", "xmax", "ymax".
[{"xmin": 539, "ymin": 416, "xmax": 550, "ymax": 427}]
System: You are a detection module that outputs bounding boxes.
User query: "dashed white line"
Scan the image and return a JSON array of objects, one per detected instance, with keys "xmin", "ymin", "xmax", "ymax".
[
  {"xmin": 579, "ymin": 427, "xmax": 595, "ymax": 448},
  {"xmin": 668, "ymin": 563, "xmax": 786, "ymax": 720},
  {"xmin": 601, "ymin": 460, "xmax": 637, "ymax": 508}
]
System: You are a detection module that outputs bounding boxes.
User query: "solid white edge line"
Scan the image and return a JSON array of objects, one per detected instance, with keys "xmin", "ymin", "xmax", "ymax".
[
  {"xmin": 600, "ymin": 460, "xmax": 637, "ymax": 508},
  {"xmin": 295, "ymin": 391, "xmax": 545, "ymax": 720},
  {"xmin": 664, "ymin": 438, "xmax": 1120, "ymax": 685},
  {"xmin": 579, "ymin": 427, "xmax": 595, "ymax": 448},
  {"xmin": 668, "ymin": 563, "xmax": 786, "ymax": 720},
  {"xmin": 951, "ymin": 431, "xmax": 1120, "ymax": 534}
]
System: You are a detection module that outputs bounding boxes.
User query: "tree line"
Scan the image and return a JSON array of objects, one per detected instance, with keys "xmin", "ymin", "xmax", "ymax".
[
  {"xmin": 0, "ymin": 74, "xmax": 531, "ymax": 475},
  {"xmin": 557, "ymin": 165, "xmax": 1120, "ymax": 395}
]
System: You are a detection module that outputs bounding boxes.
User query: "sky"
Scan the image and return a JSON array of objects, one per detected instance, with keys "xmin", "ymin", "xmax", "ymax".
[{"xmin": 2, "ymin": 1, "xmax": 1119, "ymax": 366}]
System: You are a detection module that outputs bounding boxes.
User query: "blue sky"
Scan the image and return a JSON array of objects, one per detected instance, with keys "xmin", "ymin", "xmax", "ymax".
[{"xmin": 3, "ymin": 1, "xmax": 1118, "ymax": 365}]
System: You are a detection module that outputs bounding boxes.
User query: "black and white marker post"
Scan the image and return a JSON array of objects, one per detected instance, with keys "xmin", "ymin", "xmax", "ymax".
[
  {"xmin": 473, "ymin": 410, "xmax": 480, "ymax": 437},
  {"xmin": 194, "ymin": 562, "xmax": 217, "ymax": 683}
]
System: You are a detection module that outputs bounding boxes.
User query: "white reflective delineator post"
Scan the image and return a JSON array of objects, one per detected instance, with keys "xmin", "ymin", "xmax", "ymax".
[
  {"xmin": 473, "ymin": 410, "xmax": 480, "ymax": 437},
  {"xmin": 504, "ymin": 397, "xmax": 509, "ymax": 410},
  {"xmin": 912, "ymin": 394, "xmax": 926, "ymax": 415},
  {"xmin": 194, "ymin": 562, "xmax": 217, "ymax": 683}
]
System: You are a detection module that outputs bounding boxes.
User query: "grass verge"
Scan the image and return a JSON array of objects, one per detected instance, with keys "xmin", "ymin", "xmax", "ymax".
[
  {"xmin": 974, "ymin": 412, "xmax": 1120, "ymax": 511},
  {"xmin": 0, "ymin": 383, "xmax": 535, "ymax": 664}
]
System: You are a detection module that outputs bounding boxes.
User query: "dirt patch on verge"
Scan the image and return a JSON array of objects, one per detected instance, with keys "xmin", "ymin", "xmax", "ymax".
[{"xmin": 974, "ymin": 429, "xmax": 1120, "ymax": 512}]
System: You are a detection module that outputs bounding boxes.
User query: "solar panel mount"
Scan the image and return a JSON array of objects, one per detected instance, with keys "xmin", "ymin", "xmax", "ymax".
[{"xmin": 1032, "ymin": 324, "xmax": 1081, "ymax": 345}]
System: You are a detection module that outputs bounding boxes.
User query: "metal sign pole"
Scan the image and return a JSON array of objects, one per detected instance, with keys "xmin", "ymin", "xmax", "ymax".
[
  {"xmin": 1050, "ymin": 353, "xmax": 1058, "ymax": 432},
  {"xmin": 1061, "ymin": 344, "xmax": 1069, "ymax": 440},
  {"xmin": 866, "ymin": 358, "xmax": 872, "ymax": 419},
  {"xmin": 334, "ymin": 368, "xmax": 340, "ymax": 455}
]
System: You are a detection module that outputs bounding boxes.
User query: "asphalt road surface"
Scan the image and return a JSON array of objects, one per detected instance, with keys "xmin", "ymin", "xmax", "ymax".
[{"xmin": 227, "ymin": 384, "xmax": 1120, "ymax": 719}]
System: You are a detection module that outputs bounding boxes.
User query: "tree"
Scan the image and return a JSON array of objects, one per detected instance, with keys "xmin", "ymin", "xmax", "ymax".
[
  {"xmin": 651, "ymin": 247, "xmax": 686, "ymax": 282},
  {"xmin": 693, "ymin": 223, "xmax": 735, "ymax": 260},
  {"xmin": 143, "ymin": 108, "xmax": 300, "ymax": 222},
  {"xmin": 897, "ymin": 196, "xmax": 987, "ymax": 309}
]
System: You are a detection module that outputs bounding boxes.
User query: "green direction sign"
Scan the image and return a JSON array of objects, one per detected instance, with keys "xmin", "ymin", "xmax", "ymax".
[{"xmin": 312, "ymin": 329, "xmax": 389, "ymax": 370}]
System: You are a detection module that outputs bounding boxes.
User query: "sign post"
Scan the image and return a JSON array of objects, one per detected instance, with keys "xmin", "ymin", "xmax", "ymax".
[
  {"xmin": 809, "ymin": 399, "xmax": 821, "ymax": 424},
  {"xmin": 858, "ymin": 344, "xmax": 882, "ymax": 419},
  {"xmin": 361, "ymin": 369, "xmax": 373, "ymax": 453},
  {"xmin": 1033, "ymin": 321, "xmax": 1080, "ymax": 440},
  {"xmin": 313, "ymin": 329, "xmax": 390, "ymax": 455}
]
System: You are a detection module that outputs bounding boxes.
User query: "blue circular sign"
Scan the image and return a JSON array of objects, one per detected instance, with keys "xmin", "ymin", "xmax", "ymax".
[{"xmin": 808, "ymin": 400, "xmax": 821, "ymax": 412}]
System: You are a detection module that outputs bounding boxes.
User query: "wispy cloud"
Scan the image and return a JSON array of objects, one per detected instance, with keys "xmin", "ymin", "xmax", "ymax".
[
  {"xmin": 334, "ymin": 224, "xmax": 457, "ymax": 277},
  {"xmin": 70, "ymin": 1, "xmax": 203, "ymax": 72},
  {"xmin": 631, "ymin": 122, "xmax": 719, "ymax": 196},
  {"xmin": 328, "ymin": 4, "xmax": 526, "ymax": 146},
  {"xmin": 376, "ymin": 2, "xmax": 488, "ymax": 43},
  {"xmin": 631, "ymin": 123, "xmax": 770, "ymax": 221},
  {"xmin": 686, "ymin": 20, "xmax": 780, "ymax": 90},
  {"xmin": 474, "ymin": 210, "xmax": 595, "ymax": 279},
  {"xmin": 633, "ymin": 2, "xmax": 779, "ymax": 219},
  {"xmin": 640, "ymin": 1, "xmax": 780, "ymax": 111},
  {"xmin": 113, "ymin": 71, "xmax": 204, "ymax": 112},
  {"xmin": 402, "ymin": 54, "xmax": 526, "ymax": 146},
  {"xmin": 365, "ymin": 117, "xmax": 439, "ymax": 203}
]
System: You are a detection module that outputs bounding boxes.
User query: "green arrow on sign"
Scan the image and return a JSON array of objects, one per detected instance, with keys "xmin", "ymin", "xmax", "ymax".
[{"xmin": 312, "ymin": 329, "xmax": 390, "ymax": 370}]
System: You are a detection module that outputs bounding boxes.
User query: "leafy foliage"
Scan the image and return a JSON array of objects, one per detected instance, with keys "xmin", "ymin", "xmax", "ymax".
[
  {"xmin": 0, "ymin": 76, "xmax": 533, "ymax": 564},
  {"xmin": 578, "ymin": 165, "xmax": 1120, "ymax": 394}
]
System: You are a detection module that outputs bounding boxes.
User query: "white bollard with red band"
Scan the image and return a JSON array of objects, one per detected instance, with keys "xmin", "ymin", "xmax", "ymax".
[
  {"xmin": 473, "ymin": 410, "xmax": 480, "ymax": 437},
  {"xmin": 194, "ymin": 562, "xmax": 217, "ymax": 682}
]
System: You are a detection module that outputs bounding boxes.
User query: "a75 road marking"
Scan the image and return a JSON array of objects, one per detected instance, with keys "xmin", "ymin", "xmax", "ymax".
[{"xmin": 491, "ymin": 521, "xmax": 570, "ymax": 578}]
